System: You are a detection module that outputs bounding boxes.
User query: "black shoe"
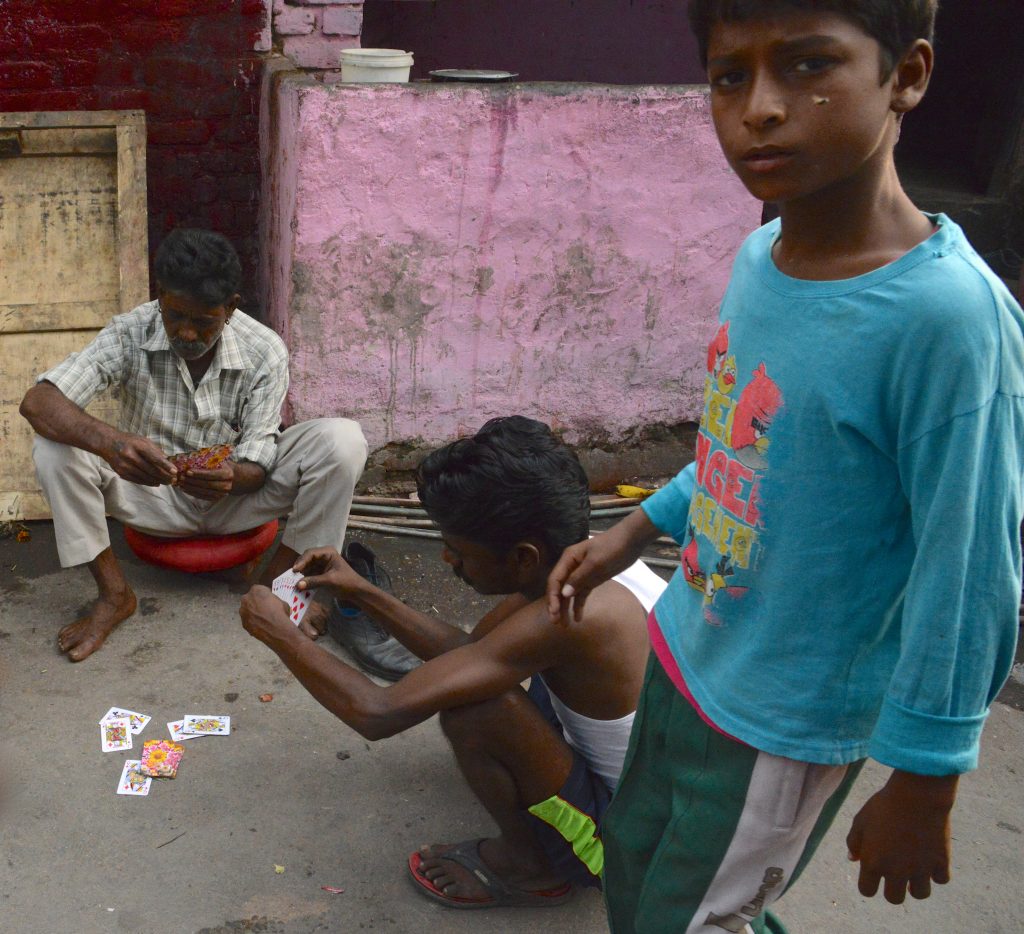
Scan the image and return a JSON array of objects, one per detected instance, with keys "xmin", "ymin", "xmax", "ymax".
[{"xmin": 328, "ymin": 542, "xmax": 421, "ymax": 682}]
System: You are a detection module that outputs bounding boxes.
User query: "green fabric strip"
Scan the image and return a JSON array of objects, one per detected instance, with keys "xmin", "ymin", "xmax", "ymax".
[{"xmin": 528, "ymin": 795, "xmax": 604, "ymax": 877}]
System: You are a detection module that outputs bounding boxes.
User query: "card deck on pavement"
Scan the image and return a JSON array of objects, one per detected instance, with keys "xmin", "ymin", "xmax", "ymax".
[
  {"xmin": 99, "ymin": 707, "xmax": 151, "ymax": 735},
  {"xmin": 181, "ymin": 715, "xmax": 231, "ymax": 736},
  {"xmin": 117, "ymin": 759, "xmax": 152, "ymax": 796},
  {"xmin": 138, "ymin": 739, "xmax": 185, "ymax": 778},
  {"xmin": 272, "ymin": 569, "xmax": 312, "ymax": 627},
  {"xmin": 101, "ymin": 717, "xmax": 133, "ymax": 752}
]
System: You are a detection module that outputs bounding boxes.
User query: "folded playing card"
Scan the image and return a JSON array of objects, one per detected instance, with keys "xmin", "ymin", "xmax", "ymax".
[
  {"xmin": 99, "ymin": 707, "xmax": 151, "ymax": 735},
  {"xmin": 181, "ymin": 715, "xmax": 231, "ymax": 736},
  {"xmin": 117, "ymin": 759, "xmax": 152, "ymax": 796},
  {"xmin": 271, "ymin": 568, "xmax": 312, "ymax": 627},
  {"xmin": 138, "ymin": 739, "xmax": 185, "ymax": 778},
  {"xmin": 101, "ymin": 717, "xmax": 133, "ymax": 753}
]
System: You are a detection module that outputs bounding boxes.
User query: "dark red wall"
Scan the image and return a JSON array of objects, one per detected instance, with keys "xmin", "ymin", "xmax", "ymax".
[
  {"xmin": 362, "ymin": 0, "xmax": 706, "ymax": 85},
  {"xmin": 0, "ymin": 0, "xmax": 267, "ymax": 314}
]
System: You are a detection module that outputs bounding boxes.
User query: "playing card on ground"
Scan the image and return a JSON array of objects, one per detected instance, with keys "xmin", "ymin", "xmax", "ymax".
[
  {"xmin": 99, "ymin": 707, "xmax": 151, "ymax": 735},
  {"xmin": 181, "ymin": 715, "xmax": 230, "ymax": 736},
  {"xmin": 100, "ymin": 717, "xmax": 133, "ymax": 752},
  {"xmin": 168, "ymin": 721, "xmax": 205, "ymax": 742},
  {"xmin": 117, "ymin": 759, "xmax": 152, "ymax": 796},
  {"xmin": 138, "ymin": 739, "xmax": 185, "ymax": 778}
]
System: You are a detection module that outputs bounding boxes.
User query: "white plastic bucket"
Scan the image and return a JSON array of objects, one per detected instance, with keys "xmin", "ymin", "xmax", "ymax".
[{"xmin": 340, "ymin": 48, "xmax": 414, "ymax": 83}]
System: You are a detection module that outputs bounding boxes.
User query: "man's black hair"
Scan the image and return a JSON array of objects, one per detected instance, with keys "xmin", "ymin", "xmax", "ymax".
[
  {"xmin": 153, "ymin": 228, "xmax": 242, "ymax": 308},
  {"xmin": 688, "ymin": 0, "xmax": 939, "ymax": 76},
  {"xmin": 416, "ymin": 416, "xmax": 591, "ymax": 559}
]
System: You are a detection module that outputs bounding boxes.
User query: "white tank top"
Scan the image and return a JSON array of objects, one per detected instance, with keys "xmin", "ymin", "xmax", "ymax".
[{"xmin": 540, "ymin": 558, "xmax": 667, "ymax": 790}]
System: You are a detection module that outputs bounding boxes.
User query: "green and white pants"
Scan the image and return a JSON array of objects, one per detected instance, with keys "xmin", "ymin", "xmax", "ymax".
[{"xmin": 604, "ymin": 655, "xmax": 863, "ymax": 934}]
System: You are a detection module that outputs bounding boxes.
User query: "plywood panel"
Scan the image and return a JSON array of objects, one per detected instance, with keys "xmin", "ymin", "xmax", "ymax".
[
  {"xmin": 0, "ymin": 153, "xmax": 119, "ymax": 309},
  {"xmin": 0, "ymin": 331, "xmax": 120, "ymax": 520},
  {"xmin": 0, "ymin": 111, "xmax": 147, "ymax": 520}
]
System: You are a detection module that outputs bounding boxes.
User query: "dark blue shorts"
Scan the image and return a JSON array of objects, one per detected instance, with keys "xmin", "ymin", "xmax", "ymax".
[{"xmin": 524, "ymin": 677, "xmax": 611, "ymax": 889}]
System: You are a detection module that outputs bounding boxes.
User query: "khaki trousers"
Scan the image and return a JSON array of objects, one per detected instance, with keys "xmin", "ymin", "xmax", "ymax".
[{"xmin": 33, "ymin": 418, "xmax": 368, "ymax": 568}]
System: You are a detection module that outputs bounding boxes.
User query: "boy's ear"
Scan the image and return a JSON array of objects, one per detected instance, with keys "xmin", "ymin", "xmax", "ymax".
[
  {"xmin": 511, "ymin": 542, "xmax": 542, "ymax": 574},
  {"xmin": 890, "ymin": 39, "xmax": 934, "ymax": 115}
]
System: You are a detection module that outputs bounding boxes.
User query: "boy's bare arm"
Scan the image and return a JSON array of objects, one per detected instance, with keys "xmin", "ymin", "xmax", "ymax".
[
  {"xmin": 240, "ymin": 583, "xmax": 567, "ymax": 739},
  {"xmin": 20, "ymin": 381, "xmax": 176, "ymax": 486},
  {"xmin": 546, "ymin": 507, "xmax": 661, "ymax": 623},
  {"xmin": 846, "ymin": 770, "xmax": 959, "ymax": 903},
  {"xmin": 295, "ymin": 548, "xmax": 473, "ymax": 659}
]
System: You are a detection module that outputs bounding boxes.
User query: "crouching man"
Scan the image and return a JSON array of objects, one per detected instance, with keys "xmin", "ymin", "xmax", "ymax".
[
  {"xmin": 239, "ymin": 416, "xmax": 666, "ymax": 908},
  {"xmin": 21, "ymin": 228, "xmax": 367, "ymax": 661}
]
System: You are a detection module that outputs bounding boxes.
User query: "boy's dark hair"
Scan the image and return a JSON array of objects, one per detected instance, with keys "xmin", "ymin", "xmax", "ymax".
[
  {"xmin": 688, "ymin": 0, "xmax": 938, "ymax": 76},
  {"xmin": 153, "ymin": 228, "xmax": 242, "ymax": 308},
  {"xmin": 416, "ymin": 416, "xmax": 591, "ymax": 559}
]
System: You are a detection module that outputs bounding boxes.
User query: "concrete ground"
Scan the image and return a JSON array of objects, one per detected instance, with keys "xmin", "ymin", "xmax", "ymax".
[{"xmin": 0, "ymin": 520, "xmax": 1021, "ymax": 934}]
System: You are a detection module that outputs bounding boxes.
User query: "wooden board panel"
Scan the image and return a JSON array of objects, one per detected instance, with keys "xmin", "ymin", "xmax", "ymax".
[
  {"xmin": 0, "ymin": 300, "xmax": 121, "ymax": 334},
  {"xmin": 0, "ymin": 330, "xmax": 120, "ymax": 520},
  {"xmin": 0, "ymin": 152, "xmax": 119, "ymax": 310},
  {"xmin": 0, "ymin": 127, "xmax": 118, "ymax": 156},
  {"xmin": 0, "ymin": 112, "xmax": 147, "ymax": 520}
]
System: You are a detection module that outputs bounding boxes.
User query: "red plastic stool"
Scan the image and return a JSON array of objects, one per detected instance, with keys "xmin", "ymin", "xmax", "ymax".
[{"xmin": 124, "ymin": 520, "xmax": 279, "ymax": 573}]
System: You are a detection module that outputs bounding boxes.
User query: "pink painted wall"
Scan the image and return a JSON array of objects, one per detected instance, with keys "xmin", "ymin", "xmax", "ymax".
[{"xmin": 264, "ymin": 79, "xmax": 760, "ymax": 453}]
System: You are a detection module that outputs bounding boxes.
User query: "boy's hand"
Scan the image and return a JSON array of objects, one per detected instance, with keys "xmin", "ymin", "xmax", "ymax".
[
  {"xmin": 240, "ymin": 585, "xmax": 304, "ymax": 654},
  {"xmin": 545, "ymin": 539, "xmax": 608, "ymax": 624},
  {"xmin": 846, "ymin": 770, "xmax": 958, "ymax": 904},
  {"xmin": 546, "ymin": 510, "xmax": 661, "ymax": 625},
  {"xmin": 293, "ymin": 547, "xmax": 365, "ymax": 596}
]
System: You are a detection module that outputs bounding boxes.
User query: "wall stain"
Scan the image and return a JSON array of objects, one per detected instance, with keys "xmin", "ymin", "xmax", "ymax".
[
  {"xmin": 538, "ymin": 229, "xmax": 658, "ymax": 344},
  {"xmin": 292, "ymin": 233, "xmax": 445, "ymax": 438},
  {"xmin": 473, "ymin": 265, "xmax": 494, "ymax": 295}
]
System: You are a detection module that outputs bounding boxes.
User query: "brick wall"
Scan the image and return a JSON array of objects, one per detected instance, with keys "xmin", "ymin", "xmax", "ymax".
[
  {"xmin": 263, "ymin": 0, "xmax": 364, "ymax": 68},
  {"xmin": 0, "ymin": 0, "xmax": 364, "ymax": 318}
]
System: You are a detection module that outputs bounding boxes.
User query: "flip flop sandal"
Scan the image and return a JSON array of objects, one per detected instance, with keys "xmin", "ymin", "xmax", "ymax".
[{"xmin": 408, "ymin": 839, "xmax": 573, "ymax": 910}]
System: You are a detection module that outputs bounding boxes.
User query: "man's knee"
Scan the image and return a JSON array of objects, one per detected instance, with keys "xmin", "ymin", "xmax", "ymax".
[
  {"xmin": 32, "ymin": 435, "xmax": 81, "ymax": 481},
  {"xmin": 303, "ymin": 418, "xmax": 368, "ymax": 479}
]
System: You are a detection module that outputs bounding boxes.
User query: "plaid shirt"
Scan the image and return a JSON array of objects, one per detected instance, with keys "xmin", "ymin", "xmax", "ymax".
[{"xmin": 39, "ymin": 300, "xmax": 289, "ymax": 471}]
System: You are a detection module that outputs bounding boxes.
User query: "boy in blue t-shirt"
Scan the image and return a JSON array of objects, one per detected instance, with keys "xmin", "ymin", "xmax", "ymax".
[{"xmin": 547, "ymin": 2, "xmax": 1024, "ymax": 931}]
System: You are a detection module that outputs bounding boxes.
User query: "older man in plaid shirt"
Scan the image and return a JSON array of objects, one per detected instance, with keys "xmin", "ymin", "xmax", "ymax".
[{"xmin": 20, "ymin": 228, "xmax": 368, "ymax": 661}]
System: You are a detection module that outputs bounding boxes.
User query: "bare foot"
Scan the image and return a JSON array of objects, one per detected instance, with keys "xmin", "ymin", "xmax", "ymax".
[
  {"xmin": 415, "ymin": 840, "xmax": 564, "ymax": 900},
  {"xmin": 58, "ymin": 588, "xmax": 137, "ymax": 662},
  {"xmin": 298, "ymin": 598, "xmax": 329, "ymax": 640}
]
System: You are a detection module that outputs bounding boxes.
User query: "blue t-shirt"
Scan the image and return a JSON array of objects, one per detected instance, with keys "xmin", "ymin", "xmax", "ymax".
[{"xmin": 644, "ymin": 215, "xmax": 1024, "ymax": 775}]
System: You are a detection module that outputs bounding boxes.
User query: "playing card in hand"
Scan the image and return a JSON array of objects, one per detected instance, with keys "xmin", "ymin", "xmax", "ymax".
[
  {"xmin": 168, "ymin": 444, "xmax": 233, "ymax": 472},
  {"xmin": 272, "ymin": 569, "xmax": 312, "ymax": 627}
]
